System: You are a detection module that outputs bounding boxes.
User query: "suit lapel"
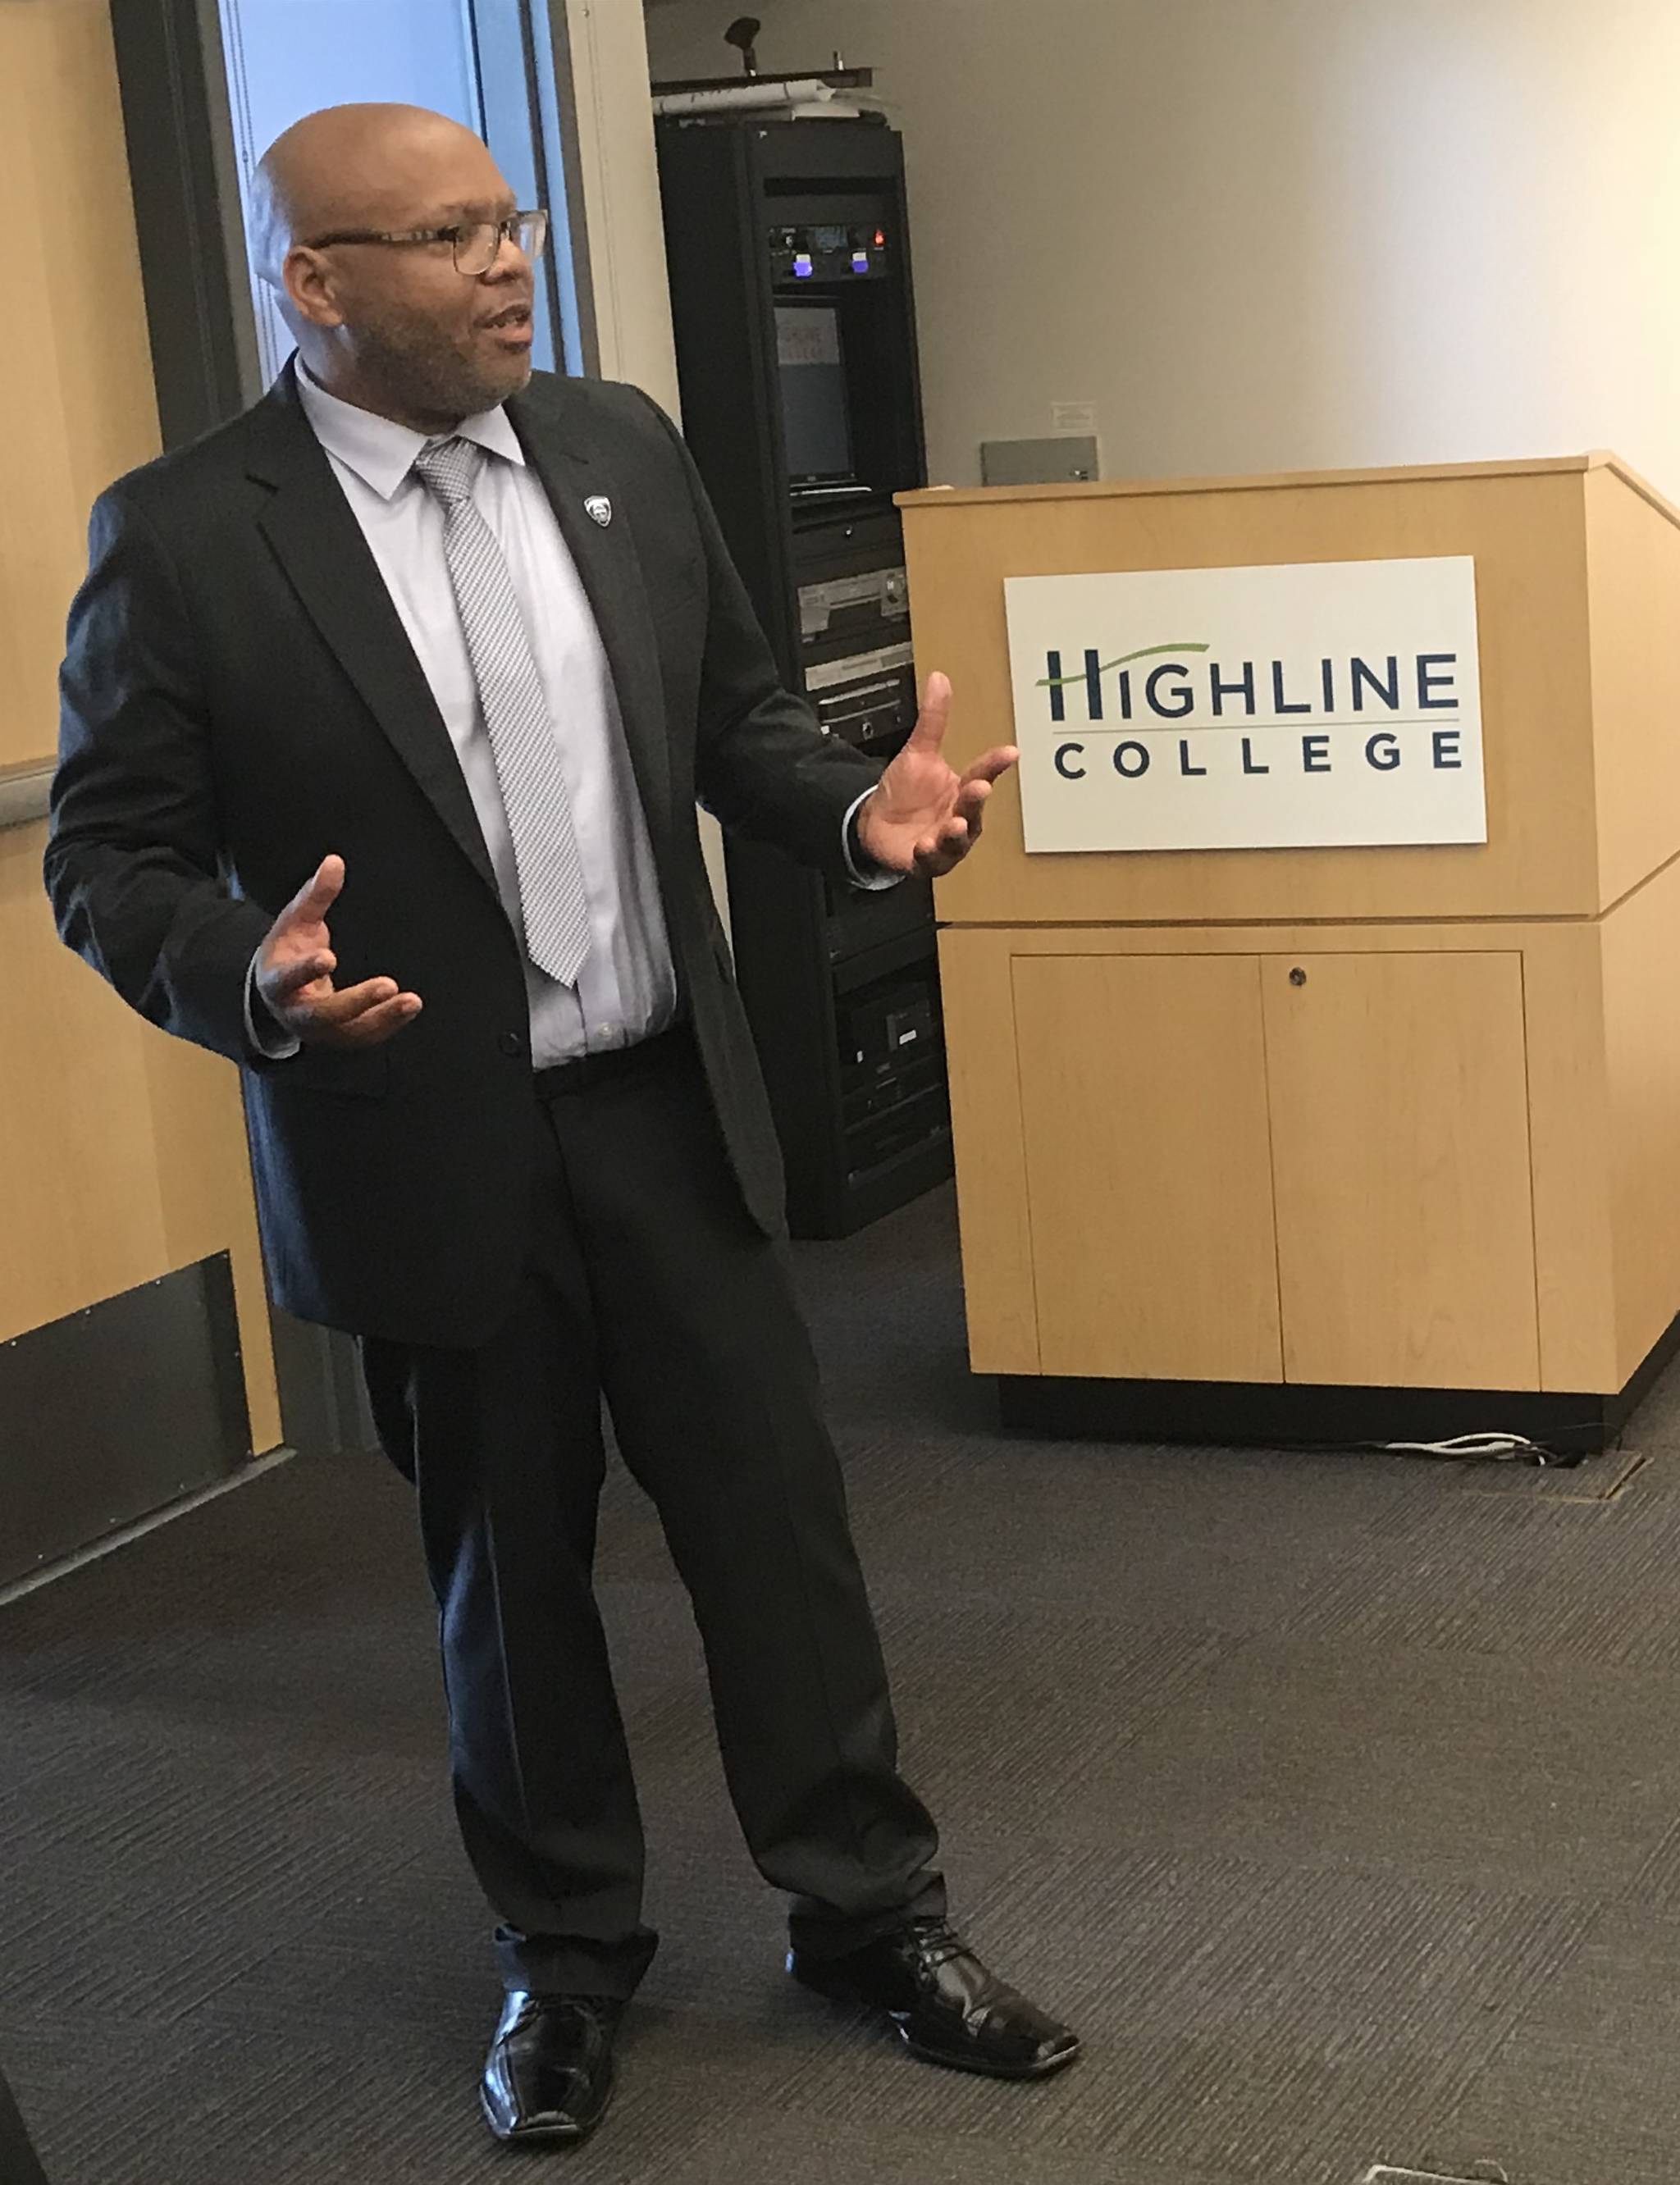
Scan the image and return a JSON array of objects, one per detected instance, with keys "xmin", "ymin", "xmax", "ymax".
[
  {"xmin": 244, "ymin": 371, "xmax": 502, "ymax": 904},
  {"xmin": 507, "ymin": 385, "xmax": 674, "ymax": 842}
]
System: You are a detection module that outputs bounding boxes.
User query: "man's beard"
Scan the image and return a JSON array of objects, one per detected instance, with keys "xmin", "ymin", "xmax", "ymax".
[{"xmin": 357, "ymin": 306, "xmax": 528, "ymax": 422}]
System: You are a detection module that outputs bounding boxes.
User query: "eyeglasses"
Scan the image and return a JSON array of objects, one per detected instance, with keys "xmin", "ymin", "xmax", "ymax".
[{"xmin": 301, "ymin": 209, "xmax": 549, "ymax": 277}]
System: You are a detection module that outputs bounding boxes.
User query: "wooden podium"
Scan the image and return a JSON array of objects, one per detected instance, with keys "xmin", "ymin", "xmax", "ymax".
[{"xmin": 898, "ymin": 454, "xmax": 1680, "ymax": 1452}]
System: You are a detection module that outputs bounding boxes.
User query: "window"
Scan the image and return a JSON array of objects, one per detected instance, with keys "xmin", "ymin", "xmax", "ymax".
[{"xmin": 216, "ymin": 0, "xmax": 582, "ymax": 383}]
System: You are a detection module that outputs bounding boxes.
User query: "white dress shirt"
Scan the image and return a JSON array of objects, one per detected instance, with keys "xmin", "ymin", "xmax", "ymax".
[
  {"xmin": 249, "ymin": 366, "xmax": 892, "ymax": 1065},
  {"xmin": 282, "ymin": 366, "xmax": 677, "ymax": 1069}
]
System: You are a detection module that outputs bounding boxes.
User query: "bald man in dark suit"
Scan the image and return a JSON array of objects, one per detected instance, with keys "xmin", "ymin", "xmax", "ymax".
[{"xmin": 48, "ymin": 103, "xmax": 1079, "ymax": 2146}]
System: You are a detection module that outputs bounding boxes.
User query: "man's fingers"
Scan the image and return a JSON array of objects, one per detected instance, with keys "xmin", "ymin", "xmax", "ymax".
[
  {"xmin": 962, "ymin": 745, "xmax": 1019, "ymax": 787},
  {"xmin": 325, "ymin": 992, "xmax": 425, "ymax": 1047},
  {"xmin": 906, "ymin": 671, "xmax": 953, "ymax": 752},
  {"xmin": 302, "ymin": 974, "xmax": 404, "ymax": 1027},
  {"xmin": 261, "ymin": 863, "xmax": 422, "ymax": 1047},
  {"xmin": 912, "ymin": 814, "xmax": 971, "ymax": 876},
  {"xmin": 279, "ymin": 974, "xmax": 391, "ymax": 1029},
  {"xmin": 263, "ymin": 951, "xmax": 336, "ymax": 1005},
  {"xmin": 278, "ymin": 853, "xmax": 345, "ymax": 931},
  {"xmin": 284, "ymin": 974, "xmax": 420, "ymax": 1036}
]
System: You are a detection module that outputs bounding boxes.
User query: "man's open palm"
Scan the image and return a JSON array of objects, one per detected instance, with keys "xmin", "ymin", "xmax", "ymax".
[
  {"xmin": 853, "ymin": 673, "xmax": 1016, "ymax": 878},
  {"xmin": 255, "ymin": 855, "xmax": 422, "ymax": 1048}
]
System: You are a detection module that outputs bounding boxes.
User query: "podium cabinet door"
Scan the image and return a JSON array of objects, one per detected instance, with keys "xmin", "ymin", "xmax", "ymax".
[
  {"xmin": 1012, "ymin": 954, "xmax": 1284, "ymax": 1383},
  {"xmin": 1261, "ymin": 951, "xmax": 1540, "ymax": 1390}
]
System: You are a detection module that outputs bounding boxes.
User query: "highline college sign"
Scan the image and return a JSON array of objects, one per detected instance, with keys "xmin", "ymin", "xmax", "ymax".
[{"xmin": 1004, "ymin": 556, "xmax": 1487, "ymax": 854}]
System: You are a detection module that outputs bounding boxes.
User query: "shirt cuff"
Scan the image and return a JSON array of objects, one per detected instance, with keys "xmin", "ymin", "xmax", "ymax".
[
  {"xmin": 841, "ymin": 788, "xmax": 905, "ymax": 892},
  {"xmin": 245, "ymin": 951, "xmax": 302, "ymax": 1060}
]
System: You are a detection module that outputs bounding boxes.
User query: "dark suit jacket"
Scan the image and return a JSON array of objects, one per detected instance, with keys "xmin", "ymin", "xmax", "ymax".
[{"xmin": 48, "ymin": 364, "xmax": 881, "ymax": 1347}]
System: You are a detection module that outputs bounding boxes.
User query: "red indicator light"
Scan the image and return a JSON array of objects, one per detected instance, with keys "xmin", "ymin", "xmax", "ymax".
[{"xmin": 874, "ymin": 229, "xmax": 886, "ymax": 247}]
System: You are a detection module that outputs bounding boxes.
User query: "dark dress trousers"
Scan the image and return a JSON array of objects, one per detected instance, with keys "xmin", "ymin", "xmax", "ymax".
[{"xmin": 48, "ymin": 363, "xmax": 944, "ymax": 1995}]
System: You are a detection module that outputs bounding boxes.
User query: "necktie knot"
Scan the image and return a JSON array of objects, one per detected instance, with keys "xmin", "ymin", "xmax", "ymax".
[{"xmin": 413, "ymin": 436, "xmax": 483, "ymax": 508}]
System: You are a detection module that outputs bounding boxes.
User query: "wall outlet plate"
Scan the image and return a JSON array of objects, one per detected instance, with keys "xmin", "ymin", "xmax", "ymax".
[
  {"xmin": 1051, "ymin": 400, "xmax": 1097, "ymax": 433},
  {"xmin": 980, "ymin": 433, "xmax": 1100, "ymax": 486}
]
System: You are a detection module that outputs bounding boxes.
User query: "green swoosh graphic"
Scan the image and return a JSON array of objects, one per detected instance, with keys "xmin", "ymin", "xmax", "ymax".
[{"xmin": 1037, "ymin": 641, "xmax": 1212, "ymax": 688}]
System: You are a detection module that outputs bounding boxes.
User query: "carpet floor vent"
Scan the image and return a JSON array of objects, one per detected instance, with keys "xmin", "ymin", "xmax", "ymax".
[{"xmin": 1359, "ymin": 2167, "xmax": 1511, "ymax": 2185}]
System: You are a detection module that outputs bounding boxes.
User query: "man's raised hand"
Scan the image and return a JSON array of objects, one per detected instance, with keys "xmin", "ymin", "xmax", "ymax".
[
  {"xmin": 254, "ymin": 855, "xmax": 422, "ymax": 1049},
  {"xmin": 852, "ymin": 673, "xmax": 1017, "ymax": 880}
]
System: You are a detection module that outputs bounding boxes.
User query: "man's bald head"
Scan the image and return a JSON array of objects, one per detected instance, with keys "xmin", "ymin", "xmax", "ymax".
[
  {"xmin": 250, "ymin": 104, "xmax": 490, "ymax": 288},
  {"xmin": 248, "ymin": 103, "xmax": 540, "ymax": 433}
]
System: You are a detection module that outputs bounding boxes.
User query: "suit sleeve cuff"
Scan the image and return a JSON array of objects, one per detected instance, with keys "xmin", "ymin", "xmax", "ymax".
[
  {"xmin": 841, "ymin": 789, "xmax": 905, "ymax": 892},
  {"xmin": 244, "ymin": 951, "xmax": 301, "ymax": 1060}
]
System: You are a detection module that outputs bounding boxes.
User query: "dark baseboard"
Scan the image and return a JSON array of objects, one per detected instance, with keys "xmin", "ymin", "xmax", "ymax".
[
  {"xmin": 267, "ymin": 1306, "xmax": 380, "ymax": 1458},
  {"xmin": 0, "ymin": 1254, "xmax": 251, "ymax": 1588},
  {"xmin": 997, "ymin": 1308, "xmax": 1680, "ymax": 1461}
]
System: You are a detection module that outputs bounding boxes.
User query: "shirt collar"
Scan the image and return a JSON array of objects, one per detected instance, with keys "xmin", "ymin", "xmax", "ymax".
[{"xmin": 294, "ymin": 358, "xmax": 526, "ymax": 501}]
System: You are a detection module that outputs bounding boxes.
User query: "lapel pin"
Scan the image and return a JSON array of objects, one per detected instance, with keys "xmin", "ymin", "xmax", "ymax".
[{"xmin": 585, "ymin": 495, "xmax": 613, "ymax": 527}]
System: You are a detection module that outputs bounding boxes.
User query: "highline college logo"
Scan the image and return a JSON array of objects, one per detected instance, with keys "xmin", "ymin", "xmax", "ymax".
[{"xmin": 1004, "ymin": 558, "xmax": 1487, "ymax": 855}]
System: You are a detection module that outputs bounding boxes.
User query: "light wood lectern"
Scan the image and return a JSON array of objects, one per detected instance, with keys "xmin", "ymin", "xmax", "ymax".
[{"xmin": 898, "ymin": 454, "xmax": 1680, "ymax": 1452}]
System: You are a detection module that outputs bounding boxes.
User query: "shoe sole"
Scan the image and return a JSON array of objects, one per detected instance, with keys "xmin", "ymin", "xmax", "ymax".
[
  {"xmin": 479, "ymin": 2082, "xmax": 613, "ymax": 2146},
  {"xmin": 898, "ymin": 2023, "xmax": 1083, "ymax": 2081},
  {"xmin": 793, "ymin": 1967, "xmax": 1081, "ymax": 2082}
]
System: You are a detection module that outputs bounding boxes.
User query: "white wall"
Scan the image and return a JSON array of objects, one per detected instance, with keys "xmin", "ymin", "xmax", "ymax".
[
  {"xmin": 552, "ymin": 0, "xmax": 682, "ymax": 416},
  {"xmin": 644, "ymin": 0, "xmax": 1680, "ymax": 497}
]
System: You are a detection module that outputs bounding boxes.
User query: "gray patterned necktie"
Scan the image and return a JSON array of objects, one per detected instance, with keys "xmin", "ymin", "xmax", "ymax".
[{"xmin": 412, "ymin": 436, "xmax": 591, "ymax": 987}]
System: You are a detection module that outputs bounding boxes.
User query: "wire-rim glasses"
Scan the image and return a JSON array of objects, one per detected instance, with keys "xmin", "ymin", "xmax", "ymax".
[{"xmin": 302, "ymin": 209, "xmax": 548, "ymax": 277}]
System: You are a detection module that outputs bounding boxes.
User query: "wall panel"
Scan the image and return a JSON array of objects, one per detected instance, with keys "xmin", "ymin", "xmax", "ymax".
[{"xmin": 1, "ymin": 1, "xmax": 280, "ymax": 1465}]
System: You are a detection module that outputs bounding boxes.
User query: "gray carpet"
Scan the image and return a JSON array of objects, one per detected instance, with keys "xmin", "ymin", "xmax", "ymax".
[{"xmin": 7, "ymin": 1186, "xmax": 1680, "ymax": 2184}]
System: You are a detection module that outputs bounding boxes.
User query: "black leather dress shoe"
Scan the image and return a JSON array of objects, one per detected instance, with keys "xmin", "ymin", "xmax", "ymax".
[
  {"xmin": 789, "ymin": 1918, "xmax": 1081, "ymax": 2080},
  {"xmin": 480, "ymin": 1991, "xmax": 623, "ymax": 2145}
]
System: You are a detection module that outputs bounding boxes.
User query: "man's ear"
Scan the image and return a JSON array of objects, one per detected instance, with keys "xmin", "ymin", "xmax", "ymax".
[{"xmin": 282, "ymin": 247, "xmax": 345, "ymax": 331}]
